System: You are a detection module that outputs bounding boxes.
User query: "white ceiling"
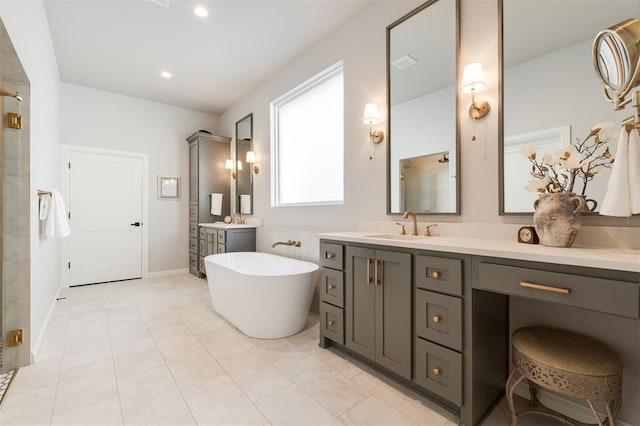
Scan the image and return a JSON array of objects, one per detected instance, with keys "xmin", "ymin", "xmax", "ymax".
[{"xmin": 43, "ymin": 0, "xmax": 372, "ymax": 115}]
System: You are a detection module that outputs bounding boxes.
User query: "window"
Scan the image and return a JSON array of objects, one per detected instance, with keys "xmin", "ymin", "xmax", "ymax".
[{"xmin": 271, "ymin": 62, "xmax": 344, "ymax": 206}]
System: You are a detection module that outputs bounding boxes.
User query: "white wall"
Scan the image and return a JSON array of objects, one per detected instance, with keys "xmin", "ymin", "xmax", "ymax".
[
  {"xmin": 60, "ymin": 83, "xmax": 220, "ymax": 273},
  {"xmin": 0, "ymin": 0, "xmax": 62, "ymax": 358},
  {"xmin": 220, "ymin": 1, "xmax": 423, "ymax": 233}
]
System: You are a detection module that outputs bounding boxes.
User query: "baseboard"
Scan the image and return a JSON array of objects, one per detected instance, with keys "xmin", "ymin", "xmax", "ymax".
[
  {"xmin": 515, "ymin": 382, "xmax": 632, "ymax": 426},
  {"xmin": 31, "ymin": 286, "xmax": 61, "ymax": 363},
  {"xmin": 145, "ymin": 268, "xmax": 189, "ymax": 278}
]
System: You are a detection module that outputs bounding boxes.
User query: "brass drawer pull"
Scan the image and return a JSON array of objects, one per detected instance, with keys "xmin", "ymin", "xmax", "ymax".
[
  {"xmin": 432, "ymin": 271, "xmax": 440, "ymax": 279},
  {"xmin": 326, "ymin": 252, "xmax": 336, "ymax": 259},
  {"xmin": 432, "ymin": 367, "xmax": 441, "ymax": 376},
  {"xmin": 432, "ymin": 315, "xmax": 441, "ymax": 324},
  {"xmin": 328, "ymin": 284, "xmax": 336, "ymax": 291},
  {"xmin": 328, "ymin": 320, "xmax": 335, "ymax": 327},
  {"xmin": 520, "ymin": 281, "xmax": 570, "ymax": 294},
  {"xmin": 367, "ymin": 258, "xmax": 373, "ymax": 284},
  {"xmin": 374, "ymin": 259, "xmax": 381, "ymax": 286}
]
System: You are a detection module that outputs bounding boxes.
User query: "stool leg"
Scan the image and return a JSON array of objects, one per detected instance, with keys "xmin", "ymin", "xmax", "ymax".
[
  {"xmin": 586, "ymin": 400, "xmax": 604, "ymax": 426},
  {"xmin": 527, "ymin": 380, "xmax": 538, "ymax": 407},
  {"xmin": 604, "ymin": 398, "xmax": 619, "ymax": 426},
  {"xmin": 505, "ymin": 368, "xmax": 526, "ymax": 425}
]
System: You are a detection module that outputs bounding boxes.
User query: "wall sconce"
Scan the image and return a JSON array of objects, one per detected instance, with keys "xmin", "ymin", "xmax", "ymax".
[
  {"xmin": 462, "ymin": 63, "xmax": 490, "ymax": 141},
  {"xmin": 246, "ymin": 151, "xmax": 260, "ymax": 174},
  {"xmin": 225, "ymin": 159, "xmax": 236, "ymax": 179},
  {"xmin": 363, "ymin": 103, "xmax": 384, "ymax": 160}
]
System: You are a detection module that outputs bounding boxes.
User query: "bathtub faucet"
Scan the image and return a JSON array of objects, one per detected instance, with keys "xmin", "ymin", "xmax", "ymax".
[{"xmin": 271, "ymin": 240, "xmax": 301, "ymax": 248}]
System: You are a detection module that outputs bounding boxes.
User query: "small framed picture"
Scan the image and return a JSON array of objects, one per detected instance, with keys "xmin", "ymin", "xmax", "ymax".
[{"xmin": 158, "ymin": 176, "xmax": 180, "ymax": 200}]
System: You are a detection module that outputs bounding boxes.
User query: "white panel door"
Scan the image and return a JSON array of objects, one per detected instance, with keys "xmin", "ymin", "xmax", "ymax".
[{"xmin": 68, "ymin": 151, "xmax": 142, "ymax": 286}]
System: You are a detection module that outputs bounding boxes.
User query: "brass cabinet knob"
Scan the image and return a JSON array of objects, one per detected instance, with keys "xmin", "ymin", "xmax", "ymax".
[
  {"xmin": 328, "ymin": 284, "xmax": 336, "ymax": 290},
  {"xmin": 432, "ymin": 367, "xmax": 441, "ymax": 376},
  {"xmin": 328, "ymin": 320, "xmax": 335, "ymax": 327},
  {"xmin": 326, "ymin": 252, "xmax": 336, "ymax": 259},
  {"xmin": 432, "ymin": 271, "xmax": 440, "ymax": 279},
  {"xmin": 432, "ymin": 315, "xmax": 441, "ymax": 324}
]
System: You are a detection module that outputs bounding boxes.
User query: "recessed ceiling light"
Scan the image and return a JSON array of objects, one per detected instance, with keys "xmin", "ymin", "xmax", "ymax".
[
  {"xmin": 194, "ymin": 6, "xmax": 208, "ymax": 17},
  {"xmin": 161, "ymin": 71, "xmax": 172, "ymax": 79}
]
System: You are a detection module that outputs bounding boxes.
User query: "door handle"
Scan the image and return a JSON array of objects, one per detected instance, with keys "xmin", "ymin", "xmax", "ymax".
[{"xmin": 130, "ymin": 222, "xmax": 141, "ymax": 227}]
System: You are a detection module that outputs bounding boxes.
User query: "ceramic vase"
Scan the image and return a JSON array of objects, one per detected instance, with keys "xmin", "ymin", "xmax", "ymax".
[{"xmin": 533, "ymin": 193, "xmax": 586, "ymax": 247}]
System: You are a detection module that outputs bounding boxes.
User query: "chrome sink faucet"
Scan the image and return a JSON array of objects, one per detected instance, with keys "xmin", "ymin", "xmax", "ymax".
[{"xmin": 402, "ymin": 211, "xmax": 418, "ymax": 236}]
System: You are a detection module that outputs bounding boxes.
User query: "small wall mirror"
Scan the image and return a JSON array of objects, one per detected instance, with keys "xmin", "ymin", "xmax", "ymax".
[
  {"xmin": 500, "ymin": 0, "xmax": 639, "ymax": 214},
  {"xmin": 235, "ymin": 113, "xmax": 253, "ymax": 215},
  {"xmin": 387, "ymin": 0, "xmax": 460, "ymax": 215}
]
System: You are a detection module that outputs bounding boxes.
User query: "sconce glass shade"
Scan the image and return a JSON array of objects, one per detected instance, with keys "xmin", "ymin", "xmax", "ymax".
[
  {"xmin": 462, "ymin": 63, "xmax": 486, "ymax": 93},
  {"xmin": 246, "ymin": 151, "xmax": 256, "ymax": 163},
  {"xmin": 363, "ymin": 103, "xmax": 379, "ymax": 125},
  {"xmin": 225, "ymin": 159, "xmax": 234, "ymax": 170}
]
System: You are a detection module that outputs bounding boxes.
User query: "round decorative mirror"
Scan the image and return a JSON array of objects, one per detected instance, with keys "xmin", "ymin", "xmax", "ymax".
[{"xmin": 593, "ymin": 18, "xmax": 640, "ymax": 110}]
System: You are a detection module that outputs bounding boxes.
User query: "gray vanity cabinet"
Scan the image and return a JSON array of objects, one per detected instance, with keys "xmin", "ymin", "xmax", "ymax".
[
  {"xmin": 345, "ymin": 246, "xmax": 412, "ymax": 379},
  {"xmin": 198, "ymin": 226, "xmax": 256, "ymax": 275},
  {"xmin": 413, "ymin": 255, "xmax": 464, "ymax": 406},
  {"xmin": 319, "ymin": 243, "xmax": 346, "ymax": 346},
  {"xmin": 186, "ymin": 131, "xmax": 231, "ymax": 277}
]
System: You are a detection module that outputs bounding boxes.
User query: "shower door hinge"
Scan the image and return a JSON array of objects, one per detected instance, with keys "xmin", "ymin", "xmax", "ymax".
[
  {"xmin": 68, "ymin": 262, "xmax": 71, "ymax": 269},
  {"xmin": 68, "ymin": 212, "xmax": 71, "ymax": 219},
  {"xmin": 7, "ymin": 329, "xmax": 23, "ymax": 347},
  {"xmin": 7, "ymin": 112, "xmax": 22, "ymax": 129},
  {"xmin": 68, "ymin": 162, "xmax": 71, "ymax": 169}
]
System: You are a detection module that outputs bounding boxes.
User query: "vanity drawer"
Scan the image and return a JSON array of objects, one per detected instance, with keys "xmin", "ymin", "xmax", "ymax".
[
  {"xmin": 189, "ymin": 253, "xmax": 198, "ymax": 272},
  {"xmin": 190, "ymin": 223, "xmax": 198, "ymax": 239},
  {"xmin": 189, "ymin": 237, "xmax": 198, "ymax": 254},
  {"xmin": 414, "ymin": 338, "xmax": 462, "ymax": 406},
  {"xmin": 320, "ymin": 242, "xmax": 344, "ymax": 270},
  {"xmin": 415, "ymin": 255, "xmax": 462, "ymax": 296},
  {"xmin": 415, "ymin": 290, "xmax": 462, "ymax": 351},
  {"xmin": 320, "ymin": 268, "xmax": 344, "ymax": 307},
  {"xmin": 217, "ymin": 230, "xmax": 226, "ymax": 244},
  {"xmin": 189, "ymin": 205, "xmax": 198, "ymax": 221},
  {"xmin": 478, "ymin": 263, "xmax": 640, "ymax": 319},
  {"xmin": 320, "ymin": 302, "xmax": 344, "ymax": 344}
]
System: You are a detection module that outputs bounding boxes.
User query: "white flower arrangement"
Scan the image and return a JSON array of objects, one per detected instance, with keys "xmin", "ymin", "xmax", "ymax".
[{"xmin": 522, "ymin": 122, "xmax": 617, "ymax": 195}]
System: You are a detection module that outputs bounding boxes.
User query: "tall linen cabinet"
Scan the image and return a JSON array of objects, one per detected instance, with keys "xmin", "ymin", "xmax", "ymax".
[{"xmin": 186, "ymin": 131, "xmax": 231, "ymax": 276}]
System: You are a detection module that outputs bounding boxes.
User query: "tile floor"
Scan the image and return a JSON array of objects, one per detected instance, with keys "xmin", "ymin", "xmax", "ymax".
[{"xmin": 0, "ymin": 273, "xmax": 531, "ymax": 425}]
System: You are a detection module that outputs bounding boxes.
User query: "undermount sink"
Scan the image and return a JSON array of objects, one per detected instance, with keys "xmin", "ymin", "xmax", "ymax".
[{"xmin": 365, "ymin": 233, "xmax": 429, "ymax": 240}]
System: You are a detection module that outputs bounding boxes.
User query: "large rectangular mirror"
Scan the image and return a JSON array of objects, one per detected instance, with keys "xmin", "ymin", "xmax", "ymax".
[
  {"xmin": 235, "ymin": 113, "xmax": 253, "ymax": 215},
  {"xmin": 500, "ymin": 0, "xmax": 640, "ymax": 214},
  {"xmin": 387, "ymin": 0, "xmax": 460, "ymax": 215}
]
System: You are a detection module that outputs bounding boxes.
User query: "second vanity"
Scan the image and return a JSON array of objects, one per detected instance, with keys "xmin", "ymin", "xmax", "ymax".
[
  {"xmin": 197, "ymin": 223, "xmax": 256, "ymax": 275},
  {"xmin": 317, "ymin": 232, "xmax": 640, "ymax": 426}
]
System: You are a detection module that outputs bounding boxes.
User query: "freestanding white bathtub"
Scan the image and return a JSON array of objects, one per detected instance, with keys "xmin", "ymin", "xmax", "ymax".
[{"xmin": 204, "ymin": 252, "xmax": 319, "ymax": 339}]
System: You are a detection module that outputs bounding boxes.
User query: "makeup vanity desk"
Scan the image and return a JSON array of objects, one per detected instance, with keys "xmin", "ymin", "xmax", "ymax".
[{"xmin": 316, "ymin": 232, "xmax": 640, "ymax": 426}]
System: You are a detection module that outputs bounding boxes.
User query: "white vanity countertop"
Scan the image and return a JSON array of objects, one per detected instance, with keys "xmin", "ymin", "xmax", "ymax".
[
  {"xmin": 317, "ymin": 232, "xmax": 640, "ymax": 273},
  {"xmin": 199, "ymin": 222, "xmax": 257, "ymax": 229}
]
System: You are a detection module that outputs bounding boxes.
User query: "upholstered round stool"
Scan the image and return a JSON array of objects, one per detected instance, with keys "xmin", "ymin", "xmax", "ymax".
[{"xmin": 505, "ymin": 326, "xmax": 623, "ymax": 426}]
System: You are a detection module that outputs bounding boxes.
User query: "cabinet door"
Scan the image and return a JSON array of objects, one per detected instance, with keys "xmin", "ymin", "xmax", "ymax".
[
  {"xmin": 375, "ymin": 250, "xmax": 412, "ymax": 379},
  {"xmin": 345, "ymin": 246, "xmax": 376, "ymax": 361},
  {"xmin": 189, "ymin": 142, "xmax": 198, "ymax": 204}
]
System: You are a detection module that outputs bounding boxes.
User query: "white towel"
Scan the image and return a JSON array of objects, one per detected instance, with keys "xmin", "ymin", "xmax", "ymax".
[
  {"xmin": 629, "ymin": 128, "xmax": 640, "ymax": 214},
  {"xmin": 45, "ymin": 190, "xmax": 71, "ymax": 238},
  {"xmin": 210, "ymin": 193, "xmax": 223, "ymax": 215},
  {"xmin": 39, "ymin": 194, "xmax": 51, "ymax": 220},
  {"xmin": 240, "ymin": 194, "xmax": 251, "ymax": 214},
  {"xmin": 600, "ymin": 128, "xmax": 631, "ymax": 216}
]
